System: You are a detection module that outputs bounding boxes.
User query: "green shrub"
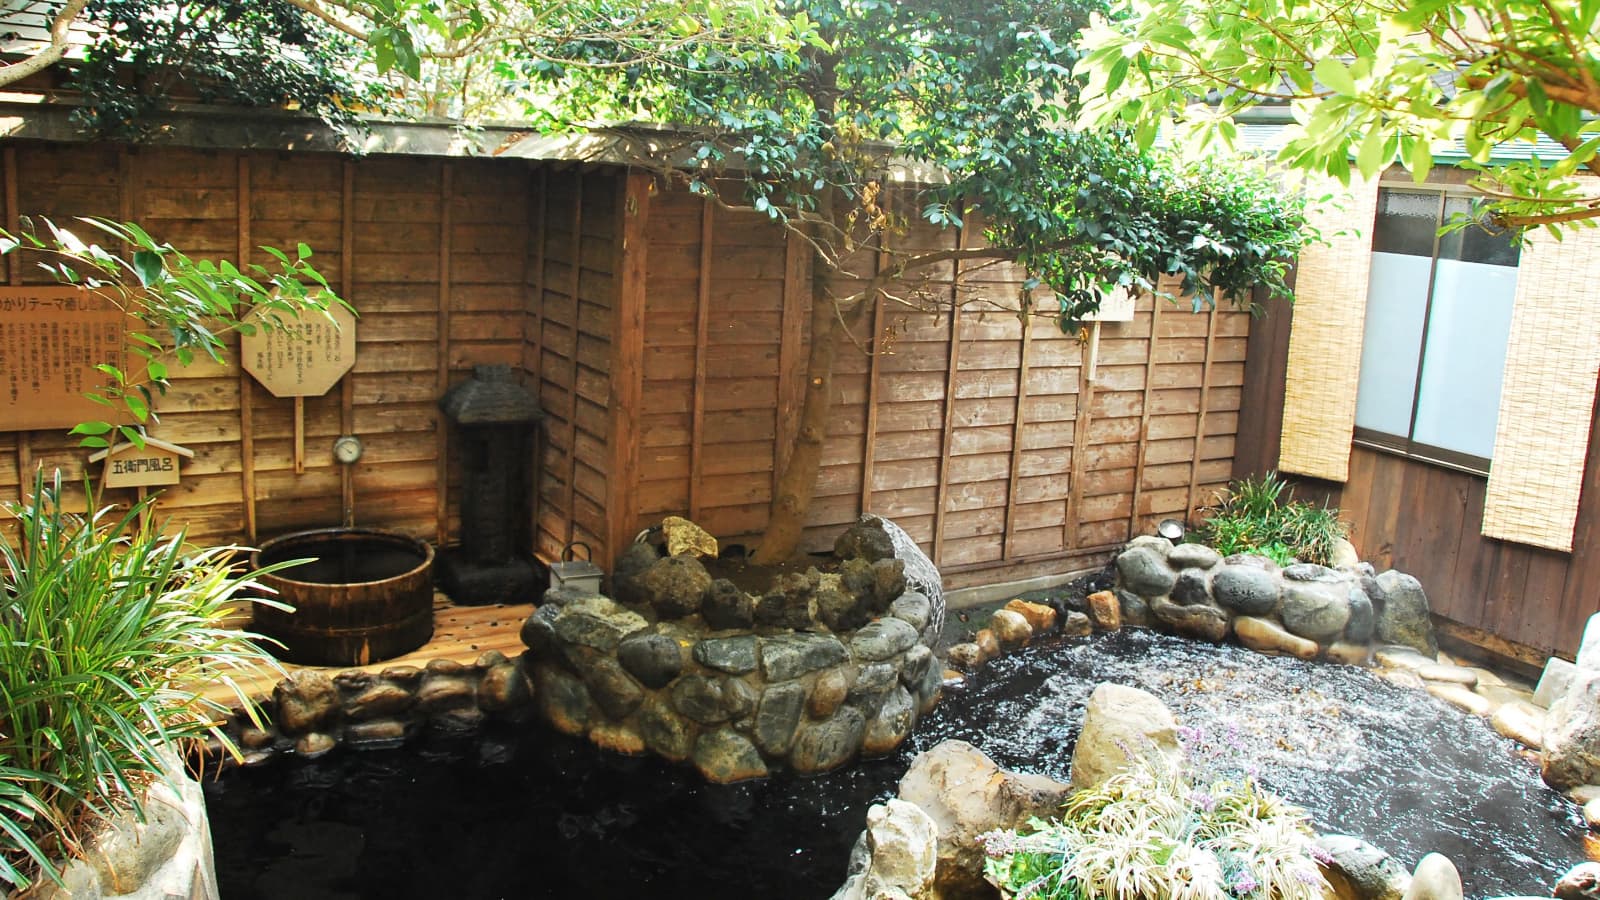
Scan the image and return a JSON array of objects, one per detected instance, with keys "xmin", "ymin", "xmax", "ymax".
[
  {"xmin": 981, "ymin": 760, "xmax": 1328, "ymax": 900},
  {"xmin": 0, "ymin": 473, "xmax": 289, "ymax": 890},
  {"xmin": 1189, "ymin": 473, "xmax": 1350, "ymax": 567}
]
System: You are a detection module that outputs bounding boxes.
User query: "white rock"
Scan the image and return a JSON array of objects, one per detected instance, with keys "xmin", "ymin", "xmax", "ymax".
[
  {"xmin": 1069, "ymin": 683, "xmax": 1182, "ymax": 792},
  {"xmin": 1535, "ymin": 657, "xmax": 1578, "ymax": 709},
  {"xmin": 1585, "ymin": 797, "xmax": 1600, "ymax": 831},
  {"xmin": 861, "ymin": 799, "xmax": 938, "ymax": 900},
  {"xmin": 1416, "ymin": 664, "xmax": 1478, "ymax": 688},
  {"xmin": 1425, "ymin": 682, "xmax": 1493, "ymax": 717},
  {"xmin": 1330, "ymin": 537, "xmax": 1360, "ymax": 568},
  {"xmin": 1402, "ymin": 853, "xmax": 1462, "ymax": 900},
  {"xmin": 1489, "ymin": 700, "xmax": 1545, "ymax": 750},
  {"xmin": 1579, "ymin": 614, "xmax": 1600, "ymax": 670}
]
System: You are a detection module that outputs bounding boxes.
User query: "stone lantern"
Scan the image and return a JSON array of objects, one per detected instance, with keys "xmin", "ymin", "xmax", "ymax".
[{"xmin": 437, "ymin": 364, "xmax": 543, "ymax": 605}]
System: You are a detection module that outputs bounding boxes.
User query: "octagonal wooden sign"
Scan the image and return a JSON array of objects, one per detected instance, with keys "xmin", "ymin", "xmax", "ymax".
[{"xmin": 241, "ymin": 301, "xmax": 357, "ymax": 398}]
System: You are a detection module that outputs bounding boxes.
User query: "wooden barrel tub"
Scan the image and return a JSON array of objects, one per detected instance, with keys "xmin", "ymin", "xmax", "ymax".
[{"xmin": 250, "ymin": 528, "xmax": 435, "ymax": 667}]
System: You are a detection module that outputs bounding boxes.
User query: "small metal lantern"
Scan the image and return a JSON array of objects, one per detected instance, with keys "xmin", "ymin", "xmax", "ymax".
[
  {"xmin": 1157, "ymin": 518, "xmax": 1187, "ymax": 543},
  {"xmin": 550, "ymin": 542, "xmax": 603, "ymax": 594}
]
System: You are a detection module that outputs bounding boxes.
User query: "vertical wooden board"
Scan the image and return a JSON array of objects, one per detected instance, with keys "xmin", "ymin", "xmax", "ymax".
[
  {"xmin": 434, "ymin": 162, "xmax": 453, "ymax": 543},
  {"xmin": 607, "ymin": 173, "xmax": 650, "ymax": 569},
  {"xmin": 1557, "ymin": 390, "xmax": 1600, "ymax": 653}
]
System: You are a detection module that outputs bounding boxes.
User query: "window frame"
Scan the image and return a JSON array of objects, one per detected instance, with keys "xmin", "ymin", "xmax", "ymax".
[{"xmin": 1351, "ymin": 178, "xmax": 1519, "ymax": 478}]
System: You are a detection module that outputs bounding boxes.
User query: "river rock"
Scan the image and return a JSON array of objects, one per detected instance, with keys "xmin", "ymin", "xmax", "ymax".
[
  {"xmin": 1555, "ymin": 862, "xmax": 1600, "ymax": 900},
  {"xmin": 274, "ymin": 670, "xmax": 339, "ymax": 735},
  {"xmin": 852, "ymin": 617, "xmax": 920, "ymax": 661},
  {"xmin": 1402, "ymin": 853, "xmax": 1461, "ymax": 900},
  {"xmin": 550, "ymin": 596, "xmax": 649, "ymax": 653},
  {"xmin": 670, "ymin": 674, "xmax": 729, "ymax": 725},
  {"xmin": 661, "ymin": 515, "xmax": 718, "ymax": 559},
  {"xmin": 1283, "ymin": 562, "xmax": 1340, "ymax": 582},
  {"xmin": 1417, "ymin": 664, "xmax": 1477, "ymax": 688},
  {"xmin": 1170, "ymin": 570, "xmax": 1212, "ymax": 607},
  {"xmin": 535, "ymin": 664, "xmax": 592, "ymax": 736},
  {"xmin": 702, "ymin": 579, "xmax": 755, "ymax": 630},
  {"xmin": 1234, "ymin": 616, "xmax": 1318, "ymax": 660},
  {"xmin": 791, "ymin": 707, "xmax": 866, "ymax": 774},
  {"xmin": 836, "ymin": 520, "xmax": 895, "ymax": 563},
  {"xmin": 637, "ymin": 696, "xmax": 694, "ymax": 763},
  {"xmin": 1116, "ymin": 589, "xmax": 1152, "ymax": 627},
  {"xmin": 1491, "ymin": 700, "xmax": 1545, "ymax": 749},
  {"xmin": 345, "ymin": 682, "xmax": 415, "ymax": 721},
  {"xmin": 974, "ymin": 629, "xmax": 1000, "ymax": 659},
  {"xmin": 1004, "ymin": 599, "xmax": 1056, "ymax": 634},
  {"xmin": 639, "ymin": 556, "xmax": 711, "ymax": 619},
  {"xmin": 1374, "ymin": 571, "xmax": 1438, "ymax": 656},
  {"xmin": 617, "ymin": 633, "xmax": 683, "ymax": 689},
  {"xmin": 861, "ymin": 799, "xmax": 938, "ymax": 899},
  {"xmin": 945, "ymin": 642, "xmax": 984, "ymax": 671},
  {"xmin": 873, "ymin": 596, "xmax": 926, "ymax": 644},
  {"xmin": 1149, "ymin": 595, "xmax": 1228, "ymax": 642},
  {"xmin": 1281, "ymin": 580, "xmax": 1352, "ymax": 642},
  {"xmin": 1346, "ymin": 587, "xmax": 1375, "ymax": 643},
  {"xmin": 1086, "ymin": 590, "xmax": 1121, "ymax": 630},
  {"xmin": 1116, "ymin": 546, "xmax": 1177, "ymax": 596},
  {"xmin": 900, "ymin": 645, "xmax": 934, "ymax": 687},
  {"xmin": 479, "ymin": 658, "xmax": 532, "ymax": 716},
  {"xmin": 1070, "ymin": 683, "xmax": 1181, "ymax": 792},
  {"xmin": 761, "ymin": 633, "xmax": 849, "ymax": 681},
  {"xmin": 755, "ymin": 682, "xmax": 805, "ymax": 756},
  {"xmin": 988, "ymin": 609, "xmax": 1032, "ymax": 648},
  {"xmin": 1330, "ymin": 537, "xmax": 1361, "ymax": 568},
  {"xmin": 862, "ymin": 686, "xmax": 917, "ymax": 756},
  {"xmin": 1316, "ymin": 834, "xmax": 1410, "ymax": 900},
  {"xmin": 1425, "ymin": 682, "xmax": 1492, "ymax": 716},
  {"xmin": 1168, "ymin": 543, "xmax": 1222, "ymax": 570},
  {"xmin": 1061, "ymin": 611, "xmax": 1092, "ymax": 637},
  {"xmin": 1542, "ymin": 671, "xmax": 1600, "ymax": 789},
  {"xmin": 693, "ymin": 636, "xmax": 759, "ymax": 675},
  {"xmin": 898, "ymin": 740, "xmax": 1073, "ymax": 900},
  {"xmin": 1212, "ymin": 564, "xmax": 1280, "ymax": 616},
  {"xmin": 809, "ymin": 668, "xmax": 852, "ymax": 719},
  {"xmin": 693, "ymin": 728, "xmax": 767, "ymax": 783}
]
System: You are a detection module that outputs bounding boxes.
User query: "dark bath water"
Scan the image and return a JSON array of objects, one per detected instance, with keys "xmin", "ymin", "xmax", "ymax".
[{"xmin": 206, "ymin": 629, "xmax": 1590, "ymax": 899}]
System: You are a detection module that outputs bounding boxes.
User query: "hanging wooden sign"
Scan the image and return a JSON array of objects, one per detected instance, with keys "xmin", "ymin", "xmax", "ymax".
[
  {"xmin": 88, "ymin": 436, "xmax": 194, "ymax": 489},
  {"xmin": 0, "ymin": 286, "xmax": 128, "ymax": 431},
  {"xmin": 239, "ymin": 300, "xmax": 357, "ymax": 474}
]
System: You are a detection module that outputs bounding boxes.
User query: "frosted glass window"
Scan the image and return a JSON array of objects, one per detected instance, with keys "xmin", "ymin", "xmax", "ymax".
[{"xmin": 1353, "ymin": 190, "xmax": 1520, "ymax": 469}]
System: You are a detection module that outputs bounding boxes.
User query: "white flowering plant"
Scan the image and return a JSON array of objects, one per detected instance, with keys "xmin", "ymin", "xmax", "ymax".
[{"xmin": 980, "ymin": 753, "xmax": 1329, "ymax": 900}]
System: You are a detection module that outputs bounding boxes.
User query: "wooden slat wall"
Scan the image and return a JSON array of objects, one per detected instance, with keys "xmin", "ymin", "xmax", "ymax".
[
  {"xmin": 1235, "ymin": 288, "xmax": 1600, "ymax": 661},
  {"xmin": 630, "ymin": 185, "xmax": 1254, "ymax": 582},
  {"xmin": 0, "ymin": 142, "xmax": 533, "ymax": 549}
]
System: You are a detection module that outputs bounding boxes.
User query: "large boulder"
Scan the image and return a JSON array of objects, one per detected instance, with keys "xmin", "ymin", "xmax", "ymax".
[
  {"xmin": 1069, "ymin": 683, "xmax": 1182, "ymax": 792},
  {"xmin": 1316, "ymin": 834, "xmax": 1410, "ymax": 900},
  {"xmin": 897, "ymin": 740, "xmax": 1073, "ymax": 900},
  {"xmin": 1280, "ymin": 580, "xmax": 1353, "ymax": 642},
  {"xmin": 1543, "ymin": 614, "xmax": 1600, "ymax": 790},
  {"xmin": 831, "ymin": 799, "xmax": 939, "ymax": 900},
  {"xmin": 637, "ymin": 556, "xmax": 712, "ymax": 620},
  {"xmin": 1116, "ymin": 546, "xmax": 1177, "ymax": 597},
  {"xmin": 1373, "ymin": 570, "xmax": 1438, "ymax": 657},
  {"xmin": 1212, "ymin": 564, "xmax": 1280, "ymax": 616},
  {"xmin": 865, "ymin": 515, "xmax": 945, "ymax": 646}
]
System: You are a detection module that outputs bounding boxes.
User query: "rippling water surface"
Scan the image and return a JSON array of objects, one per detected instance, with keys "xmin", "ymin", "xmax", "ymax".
[{"xmin": 208, "ymin": 629, "xmax": 1588, "ymax": 899}]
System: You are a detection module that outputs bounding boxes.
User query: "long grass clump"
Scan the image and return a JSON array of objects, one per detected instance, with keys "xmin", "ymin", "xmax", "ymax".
[{"xmin": 1188, "ymin": 473, "xmax": 1350, "ymax": 567}]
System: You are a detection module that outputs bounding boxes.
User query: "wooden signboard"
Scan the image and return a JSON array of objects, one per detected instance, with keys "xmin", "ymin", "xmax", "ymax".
[
  {"xmin": 1082, "ymin": 286, "xmax": 1135, "ymax": 323},
  {"xmin": 88, "ymin": 436, "xmax": 194, "ymax": 488},
  {"xmin": 0, "ymin": 286, "xmax": 127, "ymax": 431},
  {"xmin": 240, "ymin": 301, "xmax": 357, "ymax": 399}
]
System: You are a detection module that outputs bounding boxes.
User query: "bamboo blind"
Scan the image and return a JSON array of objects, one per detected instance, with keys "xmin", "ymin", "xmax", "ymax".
[
  {"xmin": 1277, "ymin": 177, "xmax": 1381, "ymax": 482},
  {"xmin": 1483, "ymin": 217, "xmax": 1600, "ymax": 552}
]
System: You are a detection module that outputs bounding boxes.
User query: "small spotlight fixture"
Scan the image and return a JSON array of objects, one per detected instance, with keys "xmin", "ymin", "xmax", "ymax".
[{"xmin": 1157, "ymin": 518, "xmax": 1186, "ymax": 543}]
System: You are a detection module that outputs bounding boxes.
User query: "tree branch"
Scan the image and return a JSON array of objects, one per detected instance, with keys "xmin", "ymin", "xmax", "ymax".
[{"xmin": 0, "ymin": 0, "xmax": 90, "ymax": 89}]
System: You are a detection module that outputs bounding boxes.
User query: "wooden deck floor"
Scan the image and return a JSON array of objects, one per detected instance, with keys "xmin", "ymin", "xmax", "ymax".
[{"xmin": 199, "ymin": 593, "xmax": 534, "ymax": 707}]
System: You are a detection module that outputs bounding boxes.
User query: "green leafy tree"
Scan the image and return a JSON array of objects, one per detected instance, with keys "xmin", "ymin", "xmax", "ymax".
[
  {"xmin": 1076, "ymin": 0, "xmax": 1600, "ymax": 231},
  {"xmin": 564, "ymin": 0, "xmax": 1307, "ymax": 562}
]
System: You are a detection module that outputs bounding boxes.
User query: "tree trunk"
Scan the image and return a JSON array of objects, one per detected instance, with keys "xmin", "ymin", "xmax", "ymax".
[{"xmin": 752, "ymin": 268, "xmax": 860, "ymax": 565}]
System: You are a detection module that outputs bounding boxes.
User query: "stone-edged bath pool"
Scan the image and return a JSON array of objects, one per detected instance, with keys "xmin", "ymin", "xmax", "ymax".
[{"xmin": 206, "ymin": 629, "xmax": 1590, "ymax": 899}]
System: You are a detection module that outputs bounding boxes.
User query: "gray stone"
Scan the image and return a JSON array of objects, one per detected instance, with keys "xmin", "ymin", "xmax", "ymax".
[
  {"xmin": 1170, "ymin": 570, "xmax": 1212, "ymax": 606},
  {"xmin": 1284, "ymin": 562, "xmax": 1341, "ymax": 582},
  {"xmin": 670, "ymin": 674, "xmax": 729, "ymax": 725},
  {"xmin": 756, "ymin": 573, "xmax": 816, "ymax": 629},
  {"xmin": 1346, "ymin": 585, "xmax": 1375, "ymax": 643},
  {"xmin": 1281, "ymin": 580, "xmax": 1352, "ymax": 642},
  {"xmin": 1070, "ymin": 683, "xmax": 1182, "ymax": 792},
  {"xmin": 1316, "ymin": 834, "xmax": 1409, "ymax": 900},
  {"xmin": 637, "ymin": 696, "xmax": 694, "ymax": 763},
  {"xmin": 1061, "ymin": 611, "xmax": 1093, "ymax": 637},
  {"xmin": 856, "ymin": 662, "xmax": 899, "ymax": 694},
  {"xmin": 638, "ymin": 555, "xmax": 712, "ymax": 619},
  {"xmin": 1115, "ymin": 589, "xmax": 1151, "ymax": 627},
  {"xmin": 1167, "ymin": 543, "xmax": 1222, "ymax": 570},
  {"xmin": 1224, "ymin": 552, "xmax": 1279, "ymax": 571},
  {"xmin": 702, "ymin": 578, "xmax": 755, "ymax": 630},
  {"xmin": 693, "ymin": 728, "xmax": 768, "ymax": 783},
  {"xmin": 755, "ymin": 682, "xmax": 806, "ymax": 756},
  {"xmin": 836, "ymin": 520, "xmax": 896, "ymax": 563},
  {"xmin": 273, "ymin": 670, "xmax": 339, "ymax": 735},
  {"xmin": 1555, "ymin": 862, "xmax": 1600, "ymax": 900},
  {"xmin": 900, "ymin": 645, "xmax": 934, "ymax": 687},
  {"xmin": 915, "ymin": 656, "xmax": 942, "ymax": 713},
  {"xmin": 617, "ymin": 633, "xmax": 683, "ymax": 689},
  {"xmin": 535, "ymin": 664, "xmax": 593, "ymax": 737},
  {"xmin": 520, "ymin": 604, "xmax": 559, "ymax": 654},
  {"xmin": 871, "ymin": 558, "xmax": 908, "ymax": 612},
  {"xmin": 850, "ymin": 618, "xmax": 920, "ymax": 662},
  {"xmin": 1375, "ymin": 570, "xmax": 1438, "ymax": 657},
  {"xmin": 1211, "ymin": 564, "xmax": 1280, "ymax": 616},
  {"xmin": 1149, "ymin": 595, "xmax": 1229, "ymax": 642},
  {"xmin": 818, "ymin": 587, "xmax": 872, "ymax": 633},
  {"xmin": 723, "ymin": 677, "xmax": 758, "ymax": 719},
  {"xmin": 581, "ymin": 656, "xmax": 645, "ymax": 719},
  {"xmin": 791, "ymin": 706, "xmax": 866, "ymax": 774},
  {"xmin": 1330, "ymin": 537, "xmax": 1361, "ymax": 569},
  {"xmin": 862, "ymin": 686, "xmax": 916, "ymax": 756},
  {"xmin": 1402, "ymin": 853, "xmax": 1462, "ymax": 900},
  {"xmin": 898, "ymin": 740, "xmax": 1073, "ymax": 900},
  {"xmin": 1115, "ymin": 546, "xmax": 1177, "ymax": 596},
  {"xmin": 1544, "ymin": 665, "xmax": 1600, "ymax": 789},
  {"xmin": 611, "ymin": 542, "xmax": 661, "ymax": 604},
  {"xmin": 762, "ymin": 633, "xmax": 850, "ymax": 681},
  {"xmin": 693, "ymin": 636, "xmax": 759, "ymax": 675},
  {"xmin": 1127, "ymin": 534, "xmax": 1174, "ymax": 555},
  {"xmin": 889, "ymin": 591, "xmax": 932, "ymax": 632},
  {"xmin": 867, "ymin": 515, "xmax": 945, "ymax": 644},
  {"xmin": 1537, "ymin": 657, "xmax": 1579, "ymax": 709},
  {"xmin": 551, "ymin": 596, "xmax": 650, "ymax": 653}
]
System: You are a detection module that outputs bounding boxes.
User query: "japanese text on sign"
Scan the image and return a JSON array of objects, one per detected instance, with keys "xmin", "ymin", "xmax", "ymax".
[
  {"xmin": 240, "ymin": 302, "xmax": 357, "ymax": 398},
  {"xmin": 0, "ymin": 286, "xmax": 128, "ymax": 432}
]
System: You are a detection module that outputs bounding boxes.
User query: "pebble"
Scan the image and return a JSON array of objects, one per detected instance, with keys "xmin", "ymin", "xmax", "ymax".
[
  {"xmin": 1375, "ymin": 646, "xmax": 1436, "ymax": 671},
  {"xmin": 1416, "ymin": 664, "xmax": 1478, "ymax": 688},
  {"xmin": 1424, "ymin": 682, "xmax": 1493, "ymax": 716},
  {"xmin": 1489, "ymin": 700, "xmax": 1545, "ymax": 750},
  {"xmin": 1586, "ymin": 798, "xmax": 1600, "ymax": 831},
  {"xmin": 1402, "ymin": 853, "xmax": 1462, "ymax": 900},
  {"xmin": 1003, "ymin": 599, "xmax": 1057, "ymax": 634},
  {"xmin": 1378, "ymin": 669, "xmax": 1426, "ymax": 690},
  {"xmin": 988, "ymin": 609, "xmax": 1033, "ymax": 648}
]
